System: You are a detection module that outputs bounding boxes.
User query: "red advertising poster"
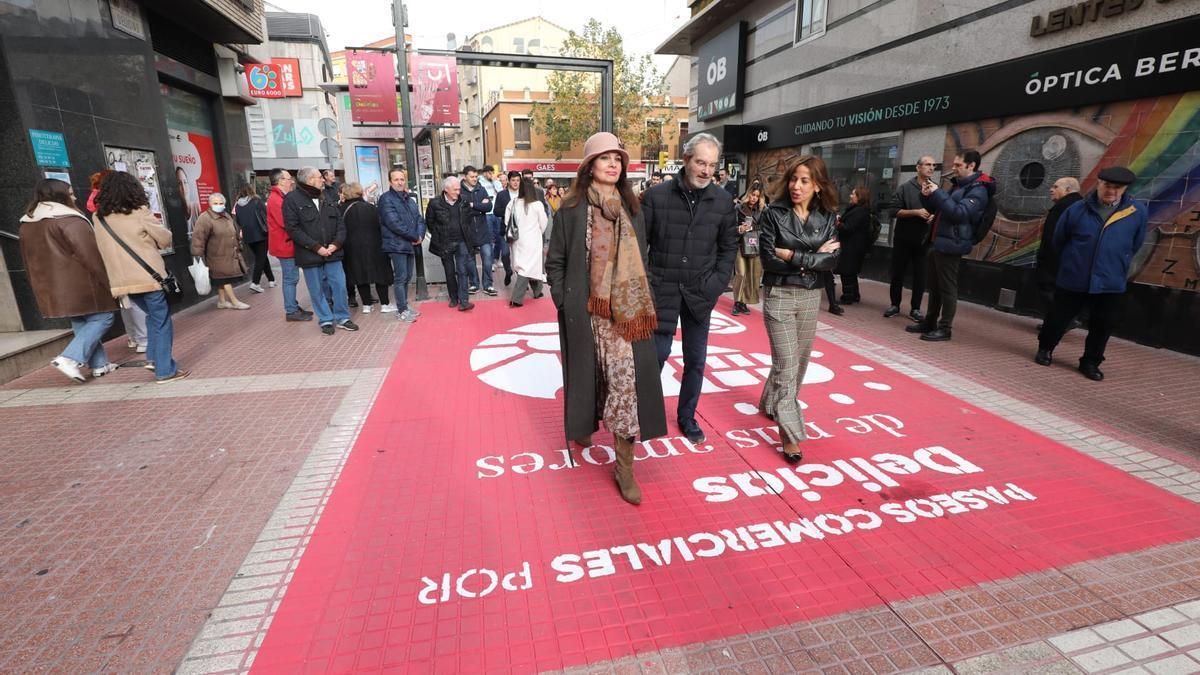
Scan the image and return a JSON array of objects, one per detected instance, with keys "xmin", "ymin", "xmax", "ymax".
[
  {"xmin": 168, "ymin": 128, "xmax": 219, "ymax": 237},
  {"xmin": 347, "ymin": 51, "xmax": 399, "ymax": 124},
  {"xmin": 246, "ymin": 59, "xmax": 303, "ymax": 98},
  {"xmin": 410, "ymin": 54, "xmax": 459, "ymax": 126},
  {"xmin": 272, "ymin": 58, "xmax": 302, "ymax": 96}
]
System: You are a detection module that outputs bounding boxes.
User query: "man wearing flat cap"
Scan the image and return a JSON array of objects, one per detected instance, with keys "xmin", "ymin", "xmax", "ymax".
[{"xmin": 1035, "ymin": 166, "xmax": 1147, "ymax": 381}]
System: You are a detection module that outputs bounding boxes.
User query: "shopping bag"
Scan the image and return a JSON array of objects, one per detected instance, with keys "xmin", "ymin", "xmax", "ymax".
[{"xmin": 189, "ymin": 257, "xmax": 211, "ymax": 295}]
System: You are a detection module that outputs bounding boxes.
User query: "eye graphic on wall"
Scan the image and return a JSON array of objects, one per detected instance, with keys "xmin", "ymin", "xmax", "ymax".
[{"xmin": 964, "ymin": 115, "xmax": 1112, "ymax": 265}]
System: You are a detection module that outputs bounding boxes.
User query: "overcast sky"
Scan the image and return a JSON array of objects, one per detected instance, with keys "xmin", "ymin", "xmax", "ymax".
[{"xmin": 264, "ymin": 0, "xmax": 690, "ymax": 69}]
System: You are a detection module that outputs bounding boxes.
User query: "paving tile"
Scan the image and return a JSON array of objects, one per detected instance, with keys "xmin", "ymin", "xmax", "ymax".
[
  {"xmin": 1051, "ymin": 628, "xmax": 1106, "ymax": 653},
  {"xmin": 1163, "ymin": 626, "xmax": 1200, "ymax": 649},
  {"xmin": 1144, "ymin": 655, "xmax": 1200, "ymax": 675},
  {"xmin": 1096, "ymin": 620, "xmax": 1150, "ymax": 641},
  {"xmin": 1138, "ymin": 609, "xmax": 1192, "ymax": 631},
  {"xmin": 1120, "ymin": 636, "xmax": 1176, "ymax": 660},
  {"xmin": 1073, "ymin": 647, "xmax": 1134, "ymax": 673}
]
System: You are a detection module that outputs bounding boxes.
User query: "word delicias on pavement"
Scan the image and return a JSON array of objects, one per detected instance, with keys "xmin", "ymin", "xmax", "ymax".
[{"xmin": 419, "ymin": 412, "xmax": 1034, "ymax": 606}]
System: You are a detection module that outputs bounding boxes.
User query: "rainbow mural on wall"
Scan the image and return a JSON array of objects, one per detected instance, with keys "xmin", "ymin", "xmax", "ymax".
[{"xmin": 951, "ymin": 91, "xmax": 1200, "ymax": 293}]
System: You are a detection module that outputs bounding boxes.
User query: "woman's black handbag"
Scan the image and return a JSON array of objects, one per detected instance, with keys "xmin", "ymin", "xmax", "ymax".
[
  {"xmin": 97, "ymin": 214, "xmax": 184, "ymax": 303},
  {"xmin": 505, "ymin": 205, "xmax": 520, "ymax": 243},
  {"xmin": 740, "ymin": 230, "xmax": 760, "ymax": 257}
]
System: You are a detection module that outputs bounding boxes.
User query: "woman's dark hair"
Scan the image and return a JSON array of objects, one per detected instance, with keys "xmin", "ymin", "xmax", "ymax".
[
  {"xmin": 519, "ymin": 177, "xmax": 539, "ymax": 205},
  {"xmin": 238, "ymin": 183, "xmax": 258, "ymax": 199},
  {"xmin": 96, "ymin": 171, "xmax": 149, "ymax": 217},
  {"xmin": 773, "ymin": 155, "xmax": 838, "ymax": 213},
  {"xmin": 25, "ymin": 179, "xmax": 76, "ymax": 217},
  {"xmin": 851, "ymin": 185, "xmax": 871, "ymax": 209},
  {"xmin": 562, "ymin": 152, "xmax": 640, "ymax": 216}
]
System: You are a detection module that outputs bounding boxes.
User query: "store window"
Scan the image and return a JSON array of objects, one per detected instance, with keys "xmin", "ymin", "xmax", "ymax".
[
  {"xmin": 513, "ymin": 118, "xmax": 531, "ymax": 149},
  {"xmin": 808, "ymin": 135, "xmax": 900, "ymax": 245},
  {"xmin": 794, "ymin": 0, "xmax": 827, "ymax": 46}
]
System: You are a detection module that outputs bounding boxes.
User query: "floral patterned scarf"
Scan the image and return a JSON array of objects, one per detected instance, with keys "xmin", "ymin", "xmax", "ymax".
[{"xmin": 586, "ymin": 186, "xmax": 656, "ymax": 342}]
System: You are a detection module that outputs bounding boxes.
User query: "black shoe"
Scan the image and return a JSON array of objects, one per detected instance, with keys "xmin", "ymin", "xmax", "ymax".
[
  {"xmin": 348, "ymin": 299, "xmax": 359, "ymax": 308},
  {"xmin": 509, "ymin": 300, "xmax": 522, "ymax": 307},
  {"xmin": 286, "ymin": 311, "xmax": 313, "ymax": 322},
  {"xmin": 839, "ymin": 295, "xmax": 856, "ymax": 305},
  {"xmin": 1034, "ymin": 349, "xmax": 1053, "ymax": 366},
  {"xmin": 920, "ymin": 328, "xmax": 952, "ymax": 341},
  {"xmin": 468, "ymin": 285, "xmax": 479, "ymax": 294},
  {"xmin": 1079, "ymin": 363, "xmax": 1104, "ymax": 381},
  {"xmin": 783, "ymin": 450, "xmax": 803, "ymax": 463},
  {"xmin": 909, "ymin": 309, "xmax": 924, "ymax": 322},
  {"xmin": 504, "ymin": 271, "xmax": 513, "ymax": 286},
  {"xmin": 828, "ymin": 304, "xmax": 845, "ymax": 316},
  {"xmin": 458, "ymin": 301, "xmax": 475, "ymax": 312},
  {"xmin": 320, "ymin": 323, "xmax": 335, "ymax": 335},
  {"xmin": 297, "ymin": 306, "xmax": 312, "ymax": 315},
  {"xmin": 532, "ymin": 291, "xmax": 544, "ymax": 299},
  {"xmin": 449, "ymin": 300, "xmax": 459, "ymax": 308},
  {"xmin": 483, "ymin": 287, "xmax": 498, "ymax": 296},
  {"xmin": 883, "ymin": 305, "xmax": 900, "ymax": 318},
  {"xmin": 906, "ymin": 322, "xmax": 933, "ymax": 333},
  {"xmin": 680, "ymin": 421, "xmax": 706, "ymax": 444},
  {"xmin": 338, "ymin": 320, "xmax": 359, "ymax": 331}
]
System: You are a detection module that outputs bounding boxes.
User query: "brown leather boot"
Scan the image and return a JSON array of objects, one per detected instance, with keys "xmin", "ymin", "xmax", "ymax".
[
  {"xmin": 613, "ymin": 436, "xmax": 642, "ymax": 505},
  {"xmin": 574, "ymin": 435, "xmax": 593, "ymax": 447}
]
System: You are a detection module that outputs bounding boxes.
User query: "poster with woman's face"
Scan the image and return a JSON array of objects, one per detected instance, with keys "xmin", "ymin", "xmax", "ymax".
[{"xmin": 169, "ymin": 128, "xmax": 218, "ymax": 237}]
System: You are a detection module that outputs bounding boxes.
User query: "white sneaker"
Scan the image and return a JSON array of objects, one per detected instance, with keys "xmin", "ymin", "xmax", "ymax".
[
  {"xmin": 249, "ymin": 283, "xmax": 265, "ymax": 293},
  {"xmin": 268, "ymin": 281, "xmax": 277, "ymax": 288},
  {"xmin": 231, "ymin": 301, "xmax": 251, "ymax": 310},
  {"xmin": 362, "ymin": 304, "xmax": 373, "ymax": 313},
  {"xmin": 398, "ymin": 309, "xmax": 418, "ymax": 323},
  {"xmin": 51, "ymin": 357, "xmax": 86, "ymax": 383},
  {"xmin": 217, "ymin": 301, "xmax": 231, "ymax": 309},
  {"xmin": 92, "ymin": 363, "xmax": 120, "ymax": 377},
  {"xmin": 379, "ymin": 303, "xmax": 398, "ymax": 313},
  {"xmin": 409, "ymin": 307, "xmax": 421, "ymax": 317},
  {"xmin": 136, "ymin": 343, "xmax": 147, "ymax": 353},
  {"xmin": 126, "ymin": 338, "xmax": 138, "ymax": 349}
]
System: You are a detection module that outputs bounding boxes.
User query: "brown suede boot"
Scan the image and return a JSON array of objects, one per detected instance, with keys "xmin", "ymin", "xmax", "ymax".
[
  {"xmin": 614, "ymin": 436, "xmax": 642, "ymax": 505},
  {"xmin": 574, "ymin": 435, "xmax": 593, "ymax": 447}
]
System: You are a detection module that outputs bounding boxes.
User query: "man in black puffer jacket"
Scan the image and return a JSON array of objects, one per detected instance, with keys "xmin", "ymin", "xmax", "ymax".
[
  {"xmin": 643, "ymin": 132, "xmax": 739, "ymax": 444},
  {"xmin": 283, "ymin": 166, "xmax": 359, "ymax": 335}
]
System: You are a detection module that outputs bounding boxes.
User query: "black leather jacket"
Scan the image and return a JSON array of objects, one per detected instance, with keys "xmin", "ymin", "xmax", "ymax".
[{"xmin": 758, "ymin": 199, "xmax": 840, "ymax": 289}]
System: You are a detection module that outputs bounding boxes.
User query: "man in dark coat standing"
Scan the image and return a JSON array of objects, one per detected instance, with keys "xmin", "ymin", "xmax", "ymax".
[
  {"xmin": 1035, "ymin": 166, "xmax": 1147, "ymax": 381},
  {"xmin": 642, "ymin": 132, "xmax": 739, "ymax": 444},
  {"xmin": 425, "ymin": 176, "xmax": 474, "ymax": 312},
  {"xmin": 283, "ymin": 166, "xmax": 359, "ymax": 336},
  {"xmin": 460, "ymin": 166, "xmax": 495, "ymax": 295},
  {"xmin": 1035, "ymin": 176, "xmax": 1083, "ymax": 318},
  {"xmin": 378, "ymin": 167, "xmax": 427, "ymax": 323}
]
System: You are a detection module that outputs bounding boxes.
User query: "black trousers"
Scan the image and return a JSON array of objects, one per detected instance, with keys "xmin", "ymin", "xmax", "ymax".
[
  {"xmin": 889, "ymin": 238, "xmax": 926, "ymax": 310},
  {"xmin": 822, "ymin": 273, "xmax": 838, "ymax": 307},
  {"xmin": 926, "ymin": 251, "xmax": 961, "ymax": 329},
  {"xmin": 350, "ymin": 283, "xmax": 390, "ymax": 305},
  {"xmin": 839, "ymin": 273, "xmax": 860, "ymax": 301},
  {"xmin": 247, "ymin": 240, "xmax": 275, "ymax": 284},
  {"xmin": 653, "ymin": 300, "xmax": 711, "ymax": 427},
  {"xmin": 1038, "ymin": 289, "xmax": 1123, "ymax": 367}
]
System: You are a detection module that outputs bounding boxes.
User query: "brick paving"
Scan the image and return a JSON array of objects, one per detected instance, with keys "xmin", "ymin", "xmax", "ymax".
[{"xmin": 1, "ymin": 270, "xmax": 1199, "ymax": 674}]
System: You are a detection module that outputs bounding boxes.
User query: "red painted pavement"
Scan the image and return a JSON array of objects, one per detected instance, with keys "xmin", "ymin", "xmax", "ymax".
[{"xmin": 251, "ymin": 297, "xmax": 1200, "ymax": 673}]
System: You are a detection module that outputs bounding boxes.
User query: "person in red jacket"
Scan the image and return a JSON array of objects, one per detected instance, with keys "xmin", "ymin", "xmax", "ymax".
[{"xmin": 267, "ymin": 168, "xmax": 312, "ymax": 321}]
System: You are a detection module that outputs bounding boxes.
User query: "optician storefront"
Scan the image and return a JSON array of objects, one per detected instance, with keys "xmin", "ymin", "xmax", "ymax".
[{"xmin": 662, "ymin": 0, "xmax": 1199, "ymax": 354}]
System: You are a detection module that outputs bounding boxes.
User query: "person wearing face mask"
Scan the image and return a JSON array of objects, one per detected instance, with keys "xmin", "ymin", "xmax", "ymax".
[
  {"xmin": 191, "ymin": 192, "xmax": 249, "ymax": 310},
  {"xmin": 641, "ymin": 132, "xmax": 739, "ymax": 445}
]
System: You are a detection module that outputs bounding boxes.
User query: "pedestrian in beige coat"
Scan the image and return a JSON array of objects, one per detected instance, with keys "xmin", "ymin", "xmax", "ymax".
[{"xmin": 191, "ymin": 192, "xmax": 248, "ymax": 309}]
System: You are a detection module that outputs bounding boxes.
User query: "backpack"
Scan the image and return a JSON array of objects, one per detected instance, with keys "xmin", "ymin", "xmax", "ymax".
[{"xmin": 971, "ymin": 184, "xmax": 998, "ymax": 245}]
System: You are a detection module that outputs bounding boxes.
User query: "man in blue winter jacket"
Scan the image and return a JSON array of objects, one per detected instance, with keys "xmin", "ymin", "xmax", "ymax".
[
  {"xmin": 906, "ymin": 149, "xmax": 995, "ymax": 342},
  {"xmin": 378, "ymin": 167, "xmax": 427, "ymax": 323},
  {"xmin": 1035, "ymin": 166, "xmax": 1147, "ymax": 381},
  {"xmin": 459, "ymin": 166, "xmax": 496, "ymax": 295}
]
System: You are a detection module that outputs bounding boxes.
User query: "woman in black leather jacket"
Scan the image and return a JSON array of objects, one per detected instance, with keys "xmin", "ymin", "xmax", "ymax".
[{"xmin": 757, "ymin": 155, "xmax": 841, "ymax": 462}]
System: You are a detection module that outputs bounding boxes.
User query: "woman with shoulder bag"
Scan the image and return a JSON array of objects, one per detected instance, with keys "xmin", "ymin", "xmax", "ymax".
[
  {"xmin": 506, "ymin": 177, "xmax": 549, "ymax": 307},
  {"xmin": 545, "ymin": 132, "xmax": 667, "ymax": 506},
  {"xmin": 192, "ymin": 192, "xmax": 248, "ymax": 310},
  {"xmin": 235, "ymin": 183, "xmax": 275, "ymax": 293},
  {"xmin": 340, "ymin": 183, "xmax": 396, "ymax": 313},
  {"xmin": 19, "ymin": 179, "xmax": 120, "ymax": 383},
  {"xmin": 731, "ymin": 184, "xmax": 766, "ymax": 315},
  {"xmin": 757, "ymin": 155, "xmax": 841, "ymax": 462},
  {"xmin": 93, "ymin": 171, "xmax": 189, "ymax": 384}
]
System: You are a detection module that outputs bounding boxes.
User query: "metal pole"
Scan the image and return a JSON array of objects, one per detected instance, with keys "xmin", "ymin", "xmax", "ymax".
[
  {"xmin": 600, "ymin": 60, "xmax": 613, "ymax": 133},
  {"xmin": 392, "ymin": 0, "xmax": 429, "ymax": 300}
]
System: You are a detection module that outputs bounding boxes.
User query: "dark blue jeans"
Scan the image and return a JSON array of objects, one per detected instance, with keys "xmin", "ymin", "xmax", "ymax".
[
  {"xmin": 445, "ymin": 241, "xmax": 472, "ymax": 305},
  {"xmin": 389, "ymin": 252, "xmax": 414, "ymax": 312},
  {"xmin": 653, "ymin": 298, "xmax": 711, "ymax": 428},
  {"xmin": 129, "ymin": 289, "xmax": 177, "ymax": 379}
]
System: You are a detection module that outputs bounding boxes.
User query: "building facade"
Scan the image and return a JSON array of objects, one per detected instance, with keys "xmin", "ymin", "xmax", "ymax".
[
  {"xmin": 244, "ymin": 12, "xmax": 340, "ymax": 184},
  {"xmin": 660, "ymin": 0, "xmax": 1200, "ymax": 354},
  {"xmin": 482, "ymin": 90, "xmax": 690, "ymax": 185},
  {"xmin": 0, "ymin": 0, "xmax": 264, "ymax": 338}
]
